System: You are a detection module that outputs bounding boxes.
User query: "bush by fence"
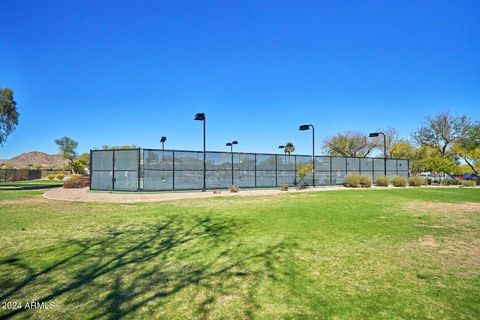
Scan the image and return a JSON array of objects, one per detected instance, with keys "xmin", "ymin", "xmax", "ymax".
[
  {"xmin": 344, "ymin": 174, "xmax": 372, "ymax": 188},
  {"xmin": 375, "ymin": 176, "xmax": 389, "ymax": 187},
  {"xmin": 63, "ymin": 175, "xmax": 90, "ymax": 188},
  {"xmin": 359, "ymin": 175, "xmax": 372, "ymax": 188},
  {"xmin": 345, "ymin": 173, "xmax": 361, "ymax": 188},
  {"xmin": 460, "ymin": 180, "xmax": 476, "ymax": 187},
  {"xmin": 408, "ymin": 176, "xmax": 426, "ymax": 187},
  {"xmin": 391, "ymin": 176, "xmax": 407, "ymax": 187}
]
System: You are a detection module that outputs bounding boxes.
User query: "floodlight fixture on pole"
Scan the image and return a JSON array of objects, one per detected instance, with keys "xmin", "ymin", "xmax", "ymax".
[
  {"xmin": 278, "ymin": 145, "xmax": 286, "ymax": 155},
  {"xmin": 298, "ymin": 124, "xmax": 316, "ymax": 187},
  {"xmin": 194, "ymin": 113, "xmax": 206, "ymax": 191},
  {"xmin": 369, "ymin": 132, "xmax": 387, "ymax": 176},
  {"xmin": 160, "ymin": 136, "xmax": 167, "ymax": 151}
]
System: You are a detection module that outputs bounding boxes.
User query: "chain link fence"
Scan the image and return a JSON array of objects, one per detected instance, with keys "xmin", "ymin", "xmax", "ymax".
[{"xmin": 90, "ymin": 148, "xmax": 409, "ymax": 191}]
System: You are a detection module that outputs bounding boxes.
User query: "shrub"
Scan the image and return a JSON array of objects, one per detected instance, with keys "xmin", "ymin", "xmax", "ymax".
[
  {"xmin": 408, "ymin": 176, "xmax": 426, "ymax": 187},
  {"xmin": 391, "ymin": 176, "xmax": 407, "ymax": 187},
  {"xmin": 47, "ymin": 174, "xmax": 56, "ymax": 180},
  {"xmin": 296, "ymin": 163, "xmax": 313, "ymax": 189},
  {"xmin": 441, "ymin": 179, "xmax": 460, "ymax": 186},
  {"xmin": 451, "ymin": 179, "xmax": 461, "ymax": 185},
  {"xmin": 375, "ymin": 176, "xmax": 389, "ymax": 187},
  {"xmin": 359, "ymin": 175, "xmax": 372, "ymax": 188},
  {"xmin": 212, "ymin": 189, "xmax": 222, "ymax": 194},
  {"xmin": 56, "ymin": 173, "xmax": 65, "ymax": 180},
  {"xmin": 279, "ymin": 183, "xmax": 289, "ymax": 191},
  {"xmin": 344, "ymin": 173, "xmax": 361, "ymax": 188},
  {"xmin": 460, "ymin": 180, "xmax": 476, "ymax": 187},
  {"xmin": 426, "ymin": 178, "xmax": 432, "ymax": 185},
  {"xmin": 63, "ymin": 175, "xmax": 89, "ymax": 188},
  {"xmin": 229, "ymin": 185, "xmax": 240, "ymax": 193}
]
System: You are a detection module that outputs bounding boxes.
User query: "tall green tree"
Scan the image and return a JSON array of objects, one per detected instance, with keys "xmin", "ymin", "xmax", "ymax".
[
  {"xmin": 390, "ymin": 140, "xmax": 420, "ymax": 173},
  {"xmin": 322, "ymin": 131, "xmax": 378, "ymax": 157},
  {"xmin": 452, "ymin": 123, "xmax": 480, "ymax": 173},
  {"xmin": 71, "ymin": 152, "xmax": 90, "ymax": 174},
  {"xmin": 413, "ymin": 112, "xmax": 471, "ymax": 157},
  {"xmin": 55, "ymin": 136, "xmax": 78, "ymax": 172},
  {"xmin": 0, "ymin": 88, "xmax": 19, "ymax": 146}
]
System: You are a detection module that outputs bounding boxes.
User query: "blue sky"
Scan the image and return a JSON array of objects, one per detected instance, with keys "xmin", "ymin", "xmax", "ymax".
[{"xmin": 1, "ymin": 0, "xmax": 479, "ymax": 158}]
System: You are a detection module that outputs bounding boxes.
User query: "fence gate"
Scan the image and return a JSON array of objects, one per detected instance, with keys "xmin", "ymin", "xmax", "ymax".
[{"xmin": 90, "ymin": 149, "xmax": 140, "ymax": 191}]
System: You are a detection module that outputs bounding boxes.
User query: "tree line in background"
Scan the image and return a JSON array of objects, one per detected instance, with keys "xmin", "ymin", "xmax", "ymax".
[
  {"xmin": 1, "ymin": 88, "xmax": 478, "ymax": 175},
  {"xmin": 57, "ymin": 112, "xmax": 480, "ymax": 176},
  {"xmin": 322, "ymin": 112, "xmax": 479, "ymax": 175}
]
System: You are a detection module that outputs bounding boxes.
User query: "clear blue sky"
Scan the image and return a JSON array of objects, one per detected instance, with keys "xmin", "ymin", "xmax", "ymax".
[{"xmin": 1, "ymin": 0, "xmax": 479, "ymax": 158}]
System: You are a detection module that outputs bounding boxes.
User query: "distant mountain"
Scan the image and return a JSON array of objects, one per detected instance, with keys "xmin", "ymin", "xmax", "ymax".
[{"xmin": 0, "ymin": 151, "xmax": 68, "ymax": 169}]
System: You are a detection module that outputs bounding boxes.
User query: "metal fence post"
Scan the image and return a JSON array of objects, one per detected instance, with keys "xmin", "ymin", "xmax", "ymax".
[
  {"xmin": 408, "ymin": 159, "xmax": 410, "ymax": 178},
  {"xmin": 172, "ymin": 151, "xmax": 176, "ymax": 190},
  {"xmin": 137, "ymin": 148, "xmax": 141, "ymax": 191},
  {"xmin": 294, "ymin": 156, "xmax": 297, "ymax": 186},
  {"xmin": 254, "ymin": 154, "xmax": 257, "ymax": 188},
  {"xmin": 372, "ymin": 158, "xmax": 375, "ymax": 179},
  {"xmin": 275, "ymin": 155, "xmax": 278, "ymax": 187},
  {"xmin": 330, "ymin": 157, "xmax": 333, "ymax": 185},
  {"xmin": 112, "ymin": 150, "xmax": 116, "ymax": 191},
  {"xmin": 231, "ymin": 152, "xmax": 234, "ymax": 186},
  {"xmin": 89, "ymin": 150, "xmax": 93, "ymax": 190}
]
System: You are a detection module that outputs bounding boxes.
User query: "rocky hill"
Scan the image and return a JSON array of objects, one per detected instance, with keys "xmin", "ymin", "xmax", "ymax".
[{"xmin": 0, "ymin": 151, "xmax": 67, "ymax": 169}]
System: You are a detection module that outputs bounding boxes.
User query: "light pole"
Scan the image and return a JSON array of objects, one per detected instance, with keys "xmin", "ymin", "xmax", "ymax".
[
  {"xmin": 369, "ymin": 132, "xmax": 387, "ymax": 176},
  {"xmin": 299, "ymin": 124, "xmax": 315, "ymax": 187},
  {"xmin": 195, "ymin": 113, "xmax": 206, "ymax": 191},
  {"xmin": 226, "ymin": 141, "xmax": 238, "ymax": 186},
  {"xmin": 278, "ymin": 145, "xmax": 286, "ymax": 155},
  {"xmin": 160, "ymin": 136, "xmax": 167, "ymax": 151}
]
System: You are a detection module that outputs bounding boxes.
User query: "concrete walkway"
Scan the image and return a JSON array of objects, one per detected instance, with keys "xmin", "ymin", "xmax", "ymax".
[
  {"xmin": 43, "ymin": 185, "xmax": 475, "ymax": 203},
  {"xmin": 43, "ymin": 186, "xmax": 354, "ymax": 203}
]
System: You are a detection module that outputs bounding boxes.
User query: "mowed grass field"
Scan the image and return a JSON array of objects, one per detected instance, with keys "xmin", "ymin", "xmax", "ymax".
[{"xmin": 0, "ymin": 183, "xmax": 479, "ymax": 319}]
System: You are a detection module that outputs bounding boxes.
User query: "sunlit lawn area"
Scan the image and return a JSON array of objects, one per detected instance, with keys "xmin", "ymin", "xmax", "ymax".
[{"xmin": 0, "ymin": 183, "xmax": 479, "ymax": 319}]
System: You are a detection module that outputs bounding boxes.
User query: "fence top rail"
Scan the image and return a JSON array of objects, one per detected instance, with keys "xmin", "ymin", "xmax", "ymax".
[{"xmin": 91, "ymin": 148, "xmax": 409, "ymax": 161}]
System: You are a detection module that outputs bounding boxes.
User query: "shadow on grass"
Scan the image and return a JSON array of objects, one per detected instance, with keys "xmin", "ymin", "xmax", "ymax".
[
  {"xmin": 0, "ymin": 214, "xmax": 294, "ymax": 319},
  {"xmin": 0, "ymin": 182, "xmax": 63, "ymax": 191}
]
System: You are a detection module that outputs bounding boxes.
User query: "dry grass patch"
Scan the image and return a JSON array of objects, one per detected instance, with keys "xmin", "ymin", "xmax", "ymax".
[
  {"xmin": 403, "ymin": 235, "xmax": 480, "ymax": 275},
  {"xmin": 405, "ymin": 201, "xmax": 480, "ymax": 216},
  {"xmin": 172, "ymin": 194, "xmax": 288, "ymax": 209},
  {"xmin": 0, "ymin": 197, "xmax": 50, "ymax": 205}
]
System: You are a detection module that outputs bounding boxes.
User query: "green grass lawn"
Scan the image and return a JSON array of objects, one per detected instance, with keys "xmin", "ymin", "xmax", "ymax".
[{"xmin": 0, "ymin": 184, "xmax": 479, "ymax": 319}]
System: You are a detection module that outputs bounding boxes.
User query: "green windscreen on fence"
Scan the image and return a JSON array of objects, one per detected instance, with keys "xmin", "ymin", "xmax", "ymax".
[{"xmin": 90, "ymin": 148, "xmax": 410, "ymax": 191}]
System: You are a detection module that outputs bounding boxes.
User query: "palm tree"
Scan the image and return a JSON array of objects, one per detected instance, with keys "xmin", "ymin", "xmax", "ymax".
[{"xmin": 284, "ymin": 142, "xmax": 295, "ymax": 155}]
